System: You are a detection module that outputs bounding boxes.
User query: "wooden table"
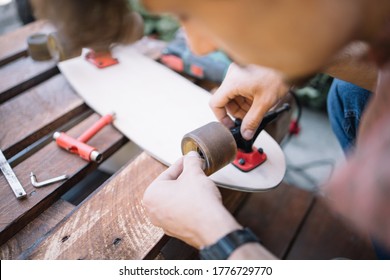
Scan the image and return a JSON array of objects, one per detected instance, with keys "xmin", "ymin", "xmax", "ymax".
[
  {"xmin": 0, "ymin": 20, "xmax": 249, "ymax": 260},
  {"xmin": 0, "ymin": 21, "xmax": 377, "ymax": 260}
]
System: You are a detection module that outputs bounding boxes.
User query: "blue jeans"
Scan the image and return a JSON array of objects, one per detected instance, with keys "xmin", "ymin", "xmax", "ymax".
[
  {"xmin": 327, "ymin": 79, "xmax": 389, "ymax": 259},
  {"xmin": 327, "ymin": 79, "xmax": 371, "ymax": 152}
]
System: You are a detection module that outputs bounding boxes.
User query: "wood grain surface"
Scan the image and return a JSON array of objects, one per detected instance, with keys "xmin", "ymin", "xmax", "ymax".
[
  {"xmin": 0, "ymin": 114, "xmax": 126, "ymax": 245},
  {"xmin": 22, "ymin": 153, "xmax": 166, "ymax": 260},
  {"xmin": 0, "ymin": 57, "xmax": 58, "ymax": 104},
  {"xmin": 235, "ymin": 182, "xmax": 314, "ymax": 259},
  {"xmin": 0, "ymin": 199, "xmax": 74, "ymax": 259},
  {"xmin": 286, "ymin": 198, "xmax": 377, "ymax": 260},
  {"xmin": 0, "ymin": 75, "xmax": 87, "ymax": 158}
]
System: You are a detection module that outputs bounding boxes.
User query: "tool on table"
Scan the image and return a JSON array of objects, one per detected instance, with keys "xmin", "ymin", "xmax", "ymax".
[
  {"xmin": 159, "ymin": 29, "xmax": 232, "ymax": 83},
  {"xmin": 0, "ymin": 149, "xmax": 27, "ymax": 199},
  {"xmin": 53, "ymin": 113, "xmax": 115, "ymax": 162},
  {"xmin": 182, "ymin": 103, "xmax": 291, "ymax": 175},
  {"xmin": 30, "ymin": 172, "xmax": 68, "ymax": 188}
]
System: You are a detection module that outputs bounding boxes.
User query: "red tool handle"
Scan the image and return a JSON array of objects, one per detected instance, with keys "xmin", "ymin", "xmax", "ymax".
[
  {"xmin": 55, "ymin": 132, "xmax": 97, "ymax": 161},
  {"xmin": 77, "ymin": 114, "xmax": 114, "ymax": 143}
]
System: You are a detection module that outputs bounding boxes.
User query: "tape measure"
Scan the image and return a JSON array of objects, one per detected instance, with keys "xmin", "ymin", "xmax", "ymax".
[{"xmin": 0, "ymin": 149, "xmax": 26, "ymax": 199}]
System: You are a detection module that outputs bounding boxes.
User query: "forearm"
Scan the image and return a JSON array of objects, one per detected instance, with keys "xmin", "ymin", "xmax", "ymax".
[{"xmin": 324, "ymin": 41, "xmax": 377, "ymax": 91}]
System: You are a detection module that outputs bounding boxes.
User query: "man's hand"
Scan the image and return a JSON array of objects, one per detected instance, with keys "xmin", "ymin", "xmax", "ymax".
[
  {"xmin": 143, "ymin": 152, "xmax": 241, "ymax": 249},
  {"xmin": 209, "ymin": 63, "xmax": 289, "ymax": 140}
]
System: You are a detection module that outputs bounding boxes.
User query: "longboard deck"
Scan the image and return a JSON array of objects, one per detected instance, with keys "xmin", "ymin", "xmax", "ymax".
[{"xmin": 59, "ymin": 46, "xmax": 286, "ymax": 192}]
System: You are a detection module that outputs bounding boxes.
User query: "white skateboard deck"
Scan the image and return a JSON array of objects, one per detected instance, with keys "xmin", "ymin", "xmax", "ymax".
[{"xmin": 59, "ymin": 45, "xmax": 286, "ymax": 192}]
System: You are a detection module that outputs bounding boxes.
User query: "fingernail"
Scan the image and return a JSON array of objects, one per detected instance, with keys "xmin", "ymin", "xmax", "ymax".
[
  {"xmin": 243, "ymin": 129, "xmax": 254, "ymax": 140},
  {"xmin": 186, "ymin": 151, "xmax": 200, "ymax": 158}
]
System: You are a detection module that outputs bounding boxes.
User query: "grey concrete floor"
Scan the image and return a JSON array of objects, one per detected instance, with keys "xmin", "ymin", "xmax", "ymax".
[
  {"xmin": 0, "ymin": 0, "xmax": 22, "ymax": 35},
  {"xmin": 283, "ymin": 107, "xmax": 344, "ymax": 191},
  {"xmin": 0, "ymin": 0, "xmax": 345, "ymax": 192}
]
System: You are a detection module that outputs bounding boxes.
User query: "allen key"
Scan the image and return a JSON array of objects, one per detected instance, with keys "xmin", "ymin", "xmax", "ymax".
[{"xmin": 30, "ymin": 172, "xmax": 68, "ymax": 188}]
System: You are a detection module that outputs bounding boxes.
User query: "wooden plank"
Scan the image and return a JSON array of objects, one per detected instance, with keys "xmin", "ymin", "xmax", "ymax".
[
  {"xmin": 0, "ymin": 74, "xmax": 87, "ymax": 159},
  {"xmin": 21, "ymin": 153, "xmax": 166, "ymax": 260},
  {"xmin": 0, "ymin": 20, "xmax": 54, "ymax": 66},
  {"xmin": 0, "ymin": 199, "xmax": 75, "ymax": 259},
  {"xmin": 286, "ymin": 198, "xmax": 377, "ymax": 260},
  {"xmin": 0, "ymin": 57, "xmax": 58, "ymax": 104},
  {"xmin": 0, "ymin": 114, "xmax": 127, "ymax": 245},
  {"xmin": 235, "ymin": 182, "xmax": 314, "ymax": 259}
]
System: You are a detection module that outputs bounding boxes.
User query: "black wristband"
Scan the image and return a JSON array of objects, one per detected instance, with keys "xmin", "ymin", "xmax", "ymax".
[{"xmin": 199, "ymin": 228, "xmax": 260, "ymax": 260}]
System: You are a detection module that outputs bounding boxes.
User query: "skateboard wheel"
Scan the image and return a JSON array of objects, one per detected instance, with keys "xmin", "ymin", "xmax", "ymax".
[
  {"xmin": 27, "ymin": 33, "xmax": 51, "ymax": 61},
  {"xmin": 181, "ymin": 122, "xmax": 237, "ymax": 176},
  {"xmin": 47, "ymin": 32, "xmax": 82, "ymax": 62}
]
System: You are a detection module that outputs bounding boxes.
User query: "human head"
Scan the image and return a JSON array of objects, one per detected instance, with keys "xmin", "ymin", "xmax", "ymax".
[{"xmin": 142, "ymin": 0, "xmax": 369, "ymax": 81}]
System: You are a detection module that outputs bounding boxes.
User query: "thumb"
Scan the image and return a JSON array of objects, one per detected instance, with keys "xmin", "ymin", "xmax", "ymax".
[
  {"xmin": 241, "ymin": 98, "xmax": 268, "ymax": 140},
  {"xmin": 182, "ymin": 151, "xmax": 206, "ymax": 176}
]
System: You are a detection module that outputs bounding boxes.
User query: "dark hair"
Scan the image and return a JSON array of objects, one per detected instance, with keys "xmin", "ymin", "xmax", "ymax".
[{"xmin": 31, "ymin": 0, "xmax": 143, "ymax": 52}]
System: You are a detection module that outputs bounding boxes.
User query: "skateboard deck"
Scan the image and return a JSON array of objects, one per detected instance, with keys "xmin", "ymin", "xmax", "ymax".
[{"xmin": 58, "ymin": 45, "xmax": 286, "ymax": 192}]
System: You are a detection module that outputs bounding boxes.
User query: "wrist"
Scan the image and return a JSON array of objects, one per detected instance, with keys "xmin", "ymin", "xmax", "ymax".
[
  {"xmin": 194, "ymin": 206, "xmax": 241, "ymax": 249},
  {"xmin": 199, "ymin": 227, "xmax": 261, "ymax": 260}
]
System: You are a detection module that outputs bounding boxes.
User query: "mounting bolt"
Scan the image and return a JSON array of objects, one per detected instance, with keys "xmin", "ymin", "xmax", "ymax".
[
  {"xmin": 238, "ymin": 158, "xmax": 245, "ymax": 165},
  {"xmin": 258, "ymin": 148, "xmax": 264, "ymax": 154}
]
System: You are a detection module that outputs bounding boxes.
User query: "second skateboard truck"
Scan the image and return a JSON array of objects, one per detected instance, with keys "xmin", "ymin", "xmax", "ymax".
[
  {"xmin": 53, "ymin": 113, "xmax": 115, "ymax": 162},
  {"xmin": 182, "ymin": 103, "xmax": 290, "ymax": 175}
]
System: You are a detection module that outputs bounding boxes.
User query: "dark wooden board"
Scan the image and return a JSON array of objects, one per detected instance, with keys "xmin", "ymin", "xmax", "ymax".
[
  {"xmin": 235, "ymin": 182, "xmax": 314, "ymax": 259},
  {"xmin": 0, "ymin": 57, "xmax": 58, "ymax": 104},
  {"xmin": 0, "ymin": 74, "xmax": 87, "ymax": 159},
  {"xmin": 0, "ymin": 114, "xmax": 127, "ymax": 245},
  {"xmin": 0, "ymin": 199, "xmax": 75, "ymax": 259},
  {"xmin": 22, "ymin": 153, "xmax": 166, "ymax": 260},
  {"xmin": 286, "ymin": 198, "xmax": 377, "ymax": 260}
]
